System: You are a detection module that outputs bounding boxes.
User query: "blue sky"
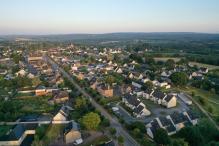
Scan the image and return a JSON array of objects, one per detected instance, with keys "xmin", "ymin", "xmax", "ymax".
[{"xmin": 0, "ymin": 0, "xmax": 219, "ymax": 34}]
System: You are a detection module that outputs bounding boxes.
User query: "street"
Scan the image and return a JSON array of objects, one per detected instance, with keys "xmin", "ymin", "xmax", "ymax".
[{"xmin": 46, "ymin": 56, "xmax": 140, "ymax": 146}]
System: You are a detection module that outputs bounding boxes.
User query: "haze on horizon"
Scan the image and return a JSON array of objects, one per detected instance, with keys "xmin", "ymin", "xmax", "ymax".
[{"xmin": 0, "ymin": 0, "xmax": 219, "ymax": 35}]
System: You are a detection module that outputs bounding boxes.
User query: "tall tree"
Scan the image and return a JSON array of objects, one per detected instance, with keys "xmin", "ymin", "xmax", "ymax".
[
  {"xmin": 81, "ymin": 112, "xmax": 101, "ymax": 130},
  {"xmin": 154, "ymin": 128, "xmax": 171, "ymax": 146},
  {"xmin": 170, "ymin": 72, "xmax": 188, "ymax": 86}
]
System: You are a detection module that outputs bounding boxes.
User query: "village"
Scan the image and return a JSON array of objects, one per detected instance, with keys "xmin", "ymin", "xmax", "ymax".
[{"xmin": 0, "ymin": 42, "xmax": 218, "ymax": 146}]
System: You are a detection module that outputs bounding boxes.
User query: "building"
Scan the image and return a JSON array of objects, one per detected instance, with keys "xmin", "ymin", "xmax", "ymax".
[
  {"xmin": 63, "ymin": 121, "xmax": 83, "ymax": 145},
  {"xmin": 97, "ymin": 84, "xmax": 113, "ymax": 97},
  {"xmin": 162, "ymin": 94, "xmax": 177, "ymax": 108},
  {"xmin": 53, "ymin": 106, "xmax": 69, "ymax": 122},
  {"xmin": 48, "ymin": 91, "xmax": 69, "ymax": 104},
  {"xmin": 0, "ymin": 124, "xmax": 37, "ymax": 146}
]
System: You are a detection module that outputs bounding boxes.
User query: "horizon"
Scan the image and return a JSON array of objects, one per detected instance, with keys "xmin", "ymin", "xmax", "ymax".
[
  {"xmin": 1, "ymin": 31, "xmax": 219, "ymax": 36},
  {"xmin": 1, "ymin": 0, "xmax": 219, "ymax": 35}
]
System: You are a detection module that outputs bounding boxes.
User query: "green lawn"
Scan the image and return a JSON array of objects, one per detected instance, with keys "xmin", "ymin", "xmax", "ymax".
[
  {"xmin": 81, "ymin": 135, "xmax": 110, "ymax": 146},
  {"xmin": 0, "ymin": 95, "xmax": 58, "ymax": 122},
  {"xmin": 14, "ymin": 95, "xmax": 57, "ymax": 114},
  {"xmin": 42, "ymin": 124, "xmax": 64, "ymax": 145}
]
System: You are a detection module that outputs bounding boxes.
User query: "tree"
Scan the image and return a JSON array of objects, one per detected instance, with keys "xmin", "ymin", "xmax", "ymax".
[
  {"xmin": 154, "ymin": 128, "xmax": 171, "ymax": 146},
  {"xmin": 169, "ymin": 138, "xmax": 188, "ymax": 146},
  {"xmin": 105, "ymin": 75, "xmax": 115, "ymax": 86},
  {"xmin": 178, "ymin": 126, "xmax": 204, "ymax": 146},
  {"xmin": 170, "ymin": 72, "xmax": 188, "ymax": 86},
  {"xmin": 81, "ymin": 112, "xmax": 101, "ymax": 130},
  {"xmin": 165, "ymin": 59, "xmax": 175, "ymax": 70},
  {"xmin": 118, "ymin": 135, "xmax": 124, "ymax": 144},
  {"xmin": 75, "ymin": 96, "xmax": 87, "ymax": 109},
  {"xmin": 143, "ymin": 81, "xmax": 153, "ymax": 90},
  {"xmin": 32, "ymin": 77, "xmax": 41, "ymax": 87},
  {"xmin": 110, "ymin": 127, "xmax": 117, "ymax": 135}
]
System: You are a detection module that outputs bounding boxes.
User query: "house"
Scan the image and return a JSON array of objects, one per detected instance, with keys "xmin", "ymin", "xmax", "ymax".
[
  {"xmin": 0, "ymin": 124, "xmax": 37, "ymax": 146},
  {"xmin": 27, "ymin": 73, "xmax": 35, "ymax": 79},
  {"xmin": 53, "ymin": 106, "xmax": 69, "ymax": 122},
  {"xmin": 64, "ymin": 121, "xmax": 83, "ymax": 145},
  {"xmin": 151, "ymin": 90, "xmax": 167, "ymax": 104},
  {"xmin": 122, "ymin": 94, "xmax": 141, "ymax": 110},
  {"xmin": 183, "ymin": 110, "xmax": 199, "ymax": 125},
  {"xmin": 0, "ymin": 69, "xmax": 7, "ymax": 75},
  {"xmin": 114, "ymin": 67, "xmax": 123, "ymax": 74},
  {"xmin": 162, "ymin": 94, "xmax": 177, "ymax": 108},
  {"xmin": 141, "ymin": 78, "xmax": 150, "ymax": 83},
  {"xmin": 133, "ymin": 104, "xmax": 151, "ymax": 117},
  {"xmin": 100, "ymin": 140, "xmax": 115, "ymax": 146},
  {"xmin": 16, "ymin": 69, "xmax": 27, "ymax": 77},
  {"xmin": 199, "ymin": 67, "xmax": 208, "ymax": 74},
  {"xmin": 97, "ymin": 84, "xmax": 113, "ymax": 97},
  {"xmin": 122, "ymin": 94, "xmax": 151, "ymax": 117},
  {"xmin": 146, "ymin": 119, "xmax": 161, "ymax": 138},
  {"xmin": 156, "ymin": 117, "xmax": 176, "ymax": 136},
  {"xmin": 35, "ymin": 85, "xmax": 47, "ymax": 96},
  {"xmin": 167, "ymin": 112, "xmax": 191, "ymax": 131},
  {"xmin": 90, "ymin": 77, "xmax": 98, "ymax": 90},
  {"xmin": 48, "ymin": 91, "xmax": 69, "ymax": 104},
  {"xmin": 132, "ymin": 81, "xmax": 142, "ymax": 89},
  {"xmin": 146, "ymin": 111, "xmax": 199, "ymax": 139},
  {"xmin": 143, "ymin": 89, "xmax": 154, "ymax": 99}
]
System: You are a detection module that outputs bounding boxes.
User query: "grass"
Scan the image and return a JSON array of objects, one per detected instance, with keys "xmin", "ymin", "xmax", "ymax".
[
  {"xmin": 14, "ymin": 95, "xmax": 57, "ymax": 114},
  {"xmin": 189, "ymin": 62, "xmax": 219, "ymax": 70},
  {"xmin": 0, "ymin": 125, "xmax": 12, "ymax": 137},
  {"xmin": 81, "ymin": 135, "xmax": 110, "ymax": 146},
  {"xmin": 41, "ymin": 124, "xmax": 64, "ymax": 145},
  {"xmin": 154, "ymin": 57, "xmax": 181, "ymax": 62}
]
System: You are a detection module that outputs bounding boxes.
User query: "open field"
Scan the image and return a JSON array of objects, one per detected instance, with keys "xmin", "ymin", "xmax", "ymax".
[
  {"xmin": 189, "ymin": 62, "xmax": 219, "ymax": 70},
  {"xmin": 154, "ymin": 57, "xmax": 181, "ymax": 62}
]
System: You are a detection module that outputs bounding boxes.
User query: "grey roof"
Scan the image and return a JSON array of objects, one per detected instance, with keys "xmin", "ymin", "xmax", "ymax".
[
  {"xmin": 150, "ymin": 119, "xmax": 161, "ymax": 136},
  {"xmin": 124, "ymin": 94, "xmax": 141, "ymax": 107},
  {"xmin": 64, "ymin": 121, "xmax": 79, "ymax": 135},
  {"xmin": 152, "ymin": 90, "xmax": 166, "ymax": 99},
  {"xmin": 133, "ymin": 105, "xmax": 144, "ymax": 114},
  {"xmin": 187, "ymin": 110, "xmax": 199, "ymax": 120},
  {"xmin": 165, "ymin": 95, "xmax": 174, "ymax": 102},
  {"xmin": 159, "ymin": 117, "xmax": 176, "ymax": 133},
  {"xmin": 170, "ymin": 112, "xmax": 190, "ymax": 125},
  {"xmin": 145, "ymin": 89, "xmax": 154, "ymax": 94}
]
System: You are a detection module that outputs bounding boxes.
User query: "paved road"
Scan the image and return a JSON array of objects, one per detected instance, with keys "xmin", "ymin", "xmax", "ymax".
[{"xmin": 46, "ymin": 56, "xmax": 140, "ymax": 146}]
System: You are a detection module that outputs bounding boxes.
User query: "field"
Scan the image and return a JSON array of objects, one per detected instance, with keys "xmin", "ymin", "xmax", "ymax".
[
  {"xmin": 189, "ymin": 62, "xmax": 219, "ymax": 70},
  {"xmin": 154, "ymin": 57, "xmax": 181, "ymax": 62},
  {"xmin": 154, "ymin": 57, "xmax": 219, "ymax": 70}
]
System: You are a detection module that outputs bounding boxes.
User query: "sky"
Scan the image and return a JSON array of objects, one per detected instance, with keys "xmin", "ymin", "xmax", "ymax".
[{"xmin": 0, "ymin": 0, "xmax": 219, "ymax": 35}]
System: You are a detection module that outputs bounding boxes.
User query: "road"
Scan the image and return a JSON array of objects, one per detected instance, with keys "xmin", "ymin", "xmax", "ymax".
[{"xmin": 46, "ymin": 56, "xmax": 140, "ymax": 146}]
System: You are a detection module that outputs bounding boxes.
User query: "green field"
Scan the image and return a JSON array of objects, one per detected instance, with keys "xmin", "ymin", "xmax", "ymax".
[
  {"xmin": 189, "ymin": 62, "xmax": 219, "ymax": 70},
  {"xmin": 154, "ymin": 57, "xmax": 181, "ymax": 62},
  {"xmin": 154, "ymin": 57, "xmax": 219, "ymax": 70}
]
